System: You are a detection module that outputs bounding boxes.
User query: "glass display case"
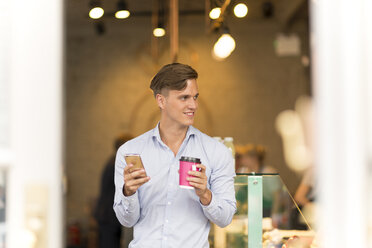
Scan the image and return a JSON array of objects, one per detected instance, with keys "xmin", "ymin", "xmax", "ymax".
[{"xmin": 209, "ymin": 173, "xmax": 316, "ymax": 248}]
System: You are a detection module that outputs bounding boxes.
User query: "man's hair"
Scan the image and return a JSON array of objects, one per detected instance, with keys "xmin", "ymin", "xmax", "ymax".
[{"xmin": 150, "ymin": 63, "xmax": 198, "ymax": 97}]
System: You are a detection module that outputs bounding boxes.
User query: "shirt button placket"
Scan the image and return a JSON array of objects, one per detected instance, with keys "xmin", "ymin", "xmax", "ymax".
[{"xmin": 163, "ymin": 157, "xmax": 174, "ymax": 248}]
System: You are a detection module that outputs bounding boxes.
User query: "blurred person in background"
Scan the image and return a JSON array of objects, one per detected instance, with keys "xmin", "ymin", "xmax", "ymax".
[
  {"xmin": 294, "ymin": 167, "xmax": 315, "ymax": 206},
  {"xmin": 94, "ymin": 133, "xmax": 133, "ymax": 248},
  {"xmin": 291, "ymin": 167, "xmax": 315, "ymax": 230},
  {"xmin": 235, "ymin": 144, "xmax": 276, "ymax": 174},
  {"xmin": 235, "ymin": 144, "xmax": 284, "ymax": 226}
]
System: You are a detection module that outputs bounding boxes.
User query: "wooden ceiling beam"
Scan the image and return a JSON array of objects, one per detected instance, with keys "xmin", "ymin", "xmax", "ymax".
[{"xmin": 170, "ymin": 0, "xmax": 179, "ymax": 62}]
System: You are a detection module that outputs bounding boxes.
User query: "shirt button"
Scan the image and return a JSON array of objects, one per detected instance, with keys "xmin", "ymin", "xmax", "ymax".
[
  {"xmin": 167, "ymin": 201, "xmax": 171, "ymax": 205},
  {"xmin": 165, "ymin": 219, "xmax": 169, "ymax": 223}
]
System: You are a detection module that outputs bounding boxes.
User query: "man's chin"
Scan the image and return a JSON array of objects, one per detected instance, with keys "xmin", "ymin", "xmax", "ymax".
[
  {"xmin": 182, "ymin": 119, "xmax": 194, "ymax": 127},
  {"xmin": 186, "ymin": 120, "xmax": 194, "ymax": 126}
]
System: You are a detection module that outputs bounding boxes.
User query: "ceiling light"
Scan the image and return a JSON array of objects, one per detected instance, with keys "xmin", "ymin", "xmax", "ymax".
[
  {"xmin": 234, "ymin": 3, "xmax": 248, "ymax": 18},
  {"xmin": 209, "ymin": 7, "xmax": 221, "ymax": 19},
  {"xmin": 212, "ymin": 29, "xmax": 236, "ymax": 60},
  {"xmin": 89, "ymin": 7, "xmax": 104, "ymax": 19},
  {"xmin": 153, "ymin": 28, "xmax": 166, "ymax": 37},
  {"xmin": 153, "ymin": 19, "xmax": 166, "ymax": 37},
  {"xmin": 115, "ymin": 0, "xmax": 130, "ymax": 19},
  {"xmin": 115, "ymin": 10, "xmax": 130, "ymax": 19}
]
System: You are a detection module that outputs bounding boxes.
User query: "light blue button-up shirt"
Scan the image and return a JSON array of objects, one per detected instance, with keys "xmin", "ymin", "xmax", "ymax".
[{"xmin": 114, "ymin": 124, "xmax": 236, "ymax": 248}]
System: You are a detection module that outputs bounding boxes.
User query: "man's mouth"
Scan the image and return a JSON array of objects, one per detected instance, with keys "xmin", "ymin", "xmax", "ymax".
[{"xmin": 184, "ymin": 112, "xmax": 194, "ymax": 116}]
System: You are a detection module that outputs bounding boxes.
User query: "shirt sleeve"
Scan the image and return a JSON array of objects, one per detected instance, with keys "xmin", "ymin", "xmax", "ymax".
[
  {"xmin": 113, "ymin": 146, "xmax": 141, "ymax": 227},
  {"xmin": 201, "ymin": 144, "xmax": 237, "ymax": 227}
]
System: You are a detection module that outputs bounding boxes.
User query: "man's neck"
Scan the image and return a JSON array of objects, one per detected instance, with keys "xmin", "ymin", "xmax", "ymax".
[{"xmin": 158, "ymin": 121, "xmax": 189, "ymax": 156}]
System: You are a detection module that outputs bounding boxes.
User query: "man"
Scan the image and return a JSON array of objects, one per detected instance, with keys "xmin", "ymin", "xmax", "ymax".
[{"xmin": 114, "ymin": 63, "xmax": 236, "ymax": 248}]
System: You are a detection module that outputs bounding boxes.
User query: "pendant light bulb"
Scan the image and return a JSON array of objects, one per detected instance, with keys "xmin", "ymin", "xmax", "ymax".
[
  {"xmin": 209, "ymin": 7, "xmax": 221, "ymax": 19},
  {"xmin": 89, "ymin": 7, "xmax": 104, "ymax": 19},
  {"xmin": 213, "ymin": 33, "xmax": 236, "ymax": 60}
]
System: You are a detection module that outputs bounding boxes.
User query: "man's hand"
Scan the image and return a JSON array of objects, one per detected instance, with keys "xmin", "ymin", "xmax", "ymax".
[
  {"xmin": 187, "ymin": 164, "xmax": 212, "ymax": 206},
  {"xmin": 123, "ymin": 164, "xmax": 150, "ymax": 196}
]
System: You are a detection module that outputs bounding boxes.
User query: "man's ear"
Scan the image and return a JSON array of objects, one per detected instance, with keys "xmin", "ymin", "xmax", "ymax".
[{"xmin": 156, "ymin": 94, "xmax": 166, "ymax": 109}]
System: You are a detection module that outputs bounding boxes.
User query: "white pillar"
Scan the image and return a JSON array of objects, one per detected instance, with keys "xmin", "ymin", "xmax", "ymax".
[
  {"xmin": 311, "ymin": 0, "xmax": 372, "ymax": 247},
  {"xmin": 6, "ymin": 0, "xmax": 64, "ymax": 247}
]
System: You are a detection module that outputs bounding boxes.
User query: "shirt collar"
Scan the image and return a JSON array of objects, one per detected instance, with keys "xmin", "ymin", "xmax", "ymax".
[{"xmin": 152, "ymin": 122, "xmax": 196, "ymax": 143}]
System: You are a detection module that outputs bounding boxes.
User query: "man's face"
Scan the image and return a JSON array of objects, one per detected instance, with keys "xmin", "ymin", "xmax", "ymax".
[{"xmin": 159, "ymin": 79, "xmax": 199, "ymax": 128}]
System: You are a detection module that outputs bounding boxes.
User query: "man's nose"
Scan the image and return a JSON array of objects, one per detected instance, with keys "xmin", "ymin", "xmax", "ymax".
[{"xmin": 188, "ymin": 98, "xmax": 197, "ymax": 109}]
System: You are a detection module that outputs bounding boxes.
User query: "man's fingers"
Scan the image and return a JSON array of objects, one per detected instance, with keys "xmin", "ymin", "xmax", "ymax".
[
  {"xmin": 196, "ymin": 164, "xmax": 206, "ymax": 172},
  {"xmin": 187, "ymin": 176, "xmax": 205, "ymax": 184},
  {"xmin": 189, "ymin": 181, "xmax": 206, "ymax": 190},
  {"xmin": 124, "ymin": 164, "xmax": 144, "ymax": 175},
  {"xmin": 133, "ymin": 176, "xmax": 150, "ymax": 186},
  {"xmin": 124, "ymin": 170, "xmax": 147, "ymax": 182},
  {"xmin": 188, "ymin": 164, "xmax": 207, "ymax": 186},
  {"xmin": 126, "ymin": 177, "xmax": 150, "ymax": 188},
  {"xmin": 188, "ymin": 170, "xmax": 206, "ymax": 179},
  {"xmin": 128, "ymin": 169, "xmax": 147, "ymax": 178},
  {"xmin": 123, "ymin": 163, "xmax": 133, "ymax": 173},
  {"xmin": 123, "ymin": 176, "xmax": 150, "ymax": 196}
]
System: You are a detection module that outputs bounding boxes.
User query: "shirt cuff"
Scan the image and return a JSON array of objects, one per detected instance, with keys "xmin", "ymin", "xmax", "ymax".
[
  {"xmin": 201, "ymin": 190, "xmax": 218, "ymax": 212},
  {"xmin": 121, "ymin": 190, "xmax": 138, "ymax": 209}
]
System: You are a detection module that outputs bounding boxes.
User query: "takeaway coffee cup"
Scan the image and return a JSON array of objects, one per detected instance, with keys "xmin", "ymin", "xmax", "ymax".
[{"xmin": 179, "ymin": 156, "xmax": 201, "ymax": 189}]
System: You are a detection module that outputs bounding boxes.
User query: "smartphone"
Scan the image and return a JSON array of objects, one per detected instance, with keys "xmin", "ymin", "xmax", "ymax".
[{"xmin": 124, "ymin": 154, "xmax": 147, "ymax": 175}]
